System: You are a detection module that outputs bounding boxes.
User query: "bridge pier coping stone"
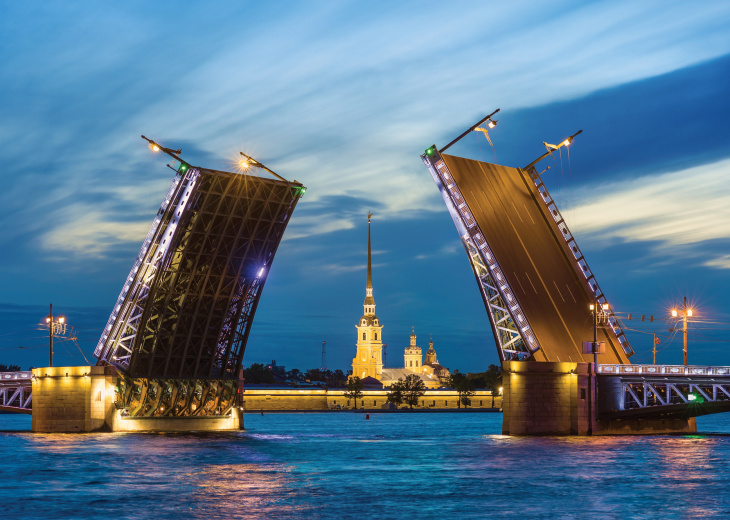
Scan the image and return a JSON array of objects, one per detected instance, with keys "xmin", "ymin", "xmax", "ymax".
[
  {"xmin": 502, "ymin": 361, "xmax": 696, "ymax": 436},
  {"xmin": 31, "ymin": 366, "xmax": 243, "ymax": 433}
]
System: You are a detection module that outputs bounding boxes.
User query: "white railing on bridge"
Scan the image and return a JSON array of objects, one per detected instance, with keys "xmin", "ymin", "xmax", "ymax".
[
  {"xmin": 598, "ymin": 364, "xmax": 730, "ymax": 377},
  {"xmin": 0, "ymin": 371, "xmax": 33, "ymax": 382},
  {"xmin": 0, "ymin": 372, "xmax": 33, "ymax": 412}
]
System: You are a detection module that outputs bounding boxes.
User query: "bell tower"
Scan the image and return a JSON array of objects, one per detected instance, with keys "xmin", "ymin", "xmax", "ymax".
[
  {"xmin": 404, "ymin": 327, "xmax": 422, "ymax": 371},
  {"xmin": 351, "ymin": 212, "xmax": 383, "ymax": 380}
]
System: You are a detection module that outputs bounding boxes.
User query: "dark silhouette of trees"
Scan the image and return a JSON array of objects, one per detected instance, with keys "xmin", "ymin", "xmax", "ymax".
[
  {"xmin": 0, "ymin": 364, "xmax": 21, "ymax": 372},
  {"xmin": 447, "ymin": 370, "xmax": 476, "ymax": 408},
  {"xmin": 386, "ymin": 380, "xmax": 405, "ymax": 408},
  {"xmin": 305, "ymin": 368, "xmax": 327, "ymax": 382},
  {"xmin": 330, "ymin": 369, "xmax": 347, "ymax": 387},
  {"xmin": 242, "ymin": 363, "xmax": 275, "ymax": 384},
  {"xmin": 344, "ymin": 376, "xmax": 364, "ymax": 409},
  {"xmin": 402, "ymin": 374, "xmax": 426, "ymax": 410}
]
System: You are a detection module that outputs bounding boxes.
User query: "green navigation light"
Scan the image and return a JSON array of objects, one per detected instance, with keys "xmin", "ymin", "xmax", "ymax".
[
  {"xmin": 179, "ymin": 163, "xmax": 188, "ymax": 173},
  {"xmin": 688, "ymin": 393, "xmax": 704, "ymax": 403},
  {"xmin": 425, "ymin": 146, "xmax": 435, "ymax": 156}
]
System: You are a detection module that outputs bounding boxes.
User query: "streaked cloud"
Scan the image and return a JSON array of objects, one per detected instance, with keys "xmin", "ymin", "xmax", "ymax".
[{"xmin": 567, "ymin": 158, "xmax": 730, "ymax": 265}]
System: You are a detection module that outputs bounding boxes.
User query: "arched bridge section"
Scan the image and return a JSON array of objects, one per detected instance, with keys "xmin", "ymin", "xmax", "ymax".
[{"xmin": 422, "ymin": 149, "xmax": 632, "ymax": 364}]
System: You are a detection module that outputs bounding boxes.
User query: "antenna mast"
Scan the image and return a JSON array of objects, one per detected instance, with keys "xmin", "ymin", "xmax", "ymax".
[{"xmin": 321, "ymin": 340, "xmax": 327, "ymax": 371}]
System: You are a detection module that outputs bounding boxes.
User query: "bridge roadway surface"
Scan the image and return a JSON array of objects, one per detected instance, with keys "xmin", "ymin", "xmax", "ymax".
[{"xmin": 442, "ymin": 154, "xmax": 630, "ymax": 365}]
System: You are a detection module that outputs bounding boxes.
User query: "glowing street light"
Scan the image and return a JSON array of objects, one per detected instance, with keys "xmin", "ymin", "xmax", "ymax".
[
  {"xmin": 45, "ymin": 303, "xmax": 67, "ymax": 368},
  {"xmin": 523, "ymin": 130, "xmax": 583, "ymax": 173},
  {"xmin": 671, "ymin": 296, "xmax": 694, "ymax": 366}
]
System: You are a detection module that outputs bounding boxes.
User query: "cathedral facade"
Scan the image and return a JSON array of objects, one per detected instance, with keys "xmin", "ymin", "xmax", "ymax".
[{"xmin": 350, "ymin": 214, "xmax": 449, "ymax": 389}]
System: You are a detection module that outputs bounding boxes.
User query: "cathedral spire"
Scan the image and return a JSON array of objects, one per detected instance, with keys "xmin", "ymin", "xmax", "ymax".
[
  {"xmin": 366, "ymin": 211, "xmax": 373, "ymax": 289},
  {"xmin": 364, "ymin": 212, "xmax": 375, "ymax": 311}
]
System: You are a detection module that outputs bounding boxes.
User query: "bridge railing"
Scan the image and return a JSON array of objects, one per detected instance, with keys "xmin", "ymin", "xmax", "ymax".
[
  {"xmin": 599, "ymin": 364, "xmax": 730, "ymax": 377},
  {"xmin": 0, "ymin": 371, "xmax": 33, "ymax": 382},
  {"xmin": 0, "ymin": 372, "xmax": 33, "ymax": 413}
]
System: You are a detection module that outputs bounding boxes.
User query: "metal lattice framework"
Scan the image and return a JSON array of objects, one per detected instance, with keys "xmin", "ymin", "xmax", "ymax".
[
  {"xmin": 423, "ymin": 151, "xmax": 538, "ymax": 360},
  {"xmin": 0, "ymin": 372, "xmax": 32, "ymax": 413},
  {"xmin": 95, "ymin": 159, "xmax": 305, "ymax": 380},
  {"xmin": 599, "ymin": 364, "xmax": 730, "ymax": 416}
]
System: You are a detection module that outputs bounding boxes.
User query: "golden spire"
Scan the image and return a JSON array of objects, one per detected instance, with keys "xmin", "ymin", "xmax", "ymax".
[
  {"xmin": 366, "ymin": 211, "xmax": 373, "ymax": 289},
  {"xmin": 364, "ymin": 212, "xmax": 375, "ymax": 309}
]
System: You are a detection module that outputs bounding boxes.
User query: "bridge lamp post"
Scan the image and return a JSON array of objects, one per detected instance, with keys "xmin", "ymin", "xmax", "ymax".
[
  {"xmin": 45, "ymin": 304, "xmax": 66, "ymax": 368},
  {"xmin": 671, "ymin": 296, "xmax": 693, "ymax": 366},
  {"xmin": 588, "ymin": 302, "xmax": 609, "ymax": 368}
]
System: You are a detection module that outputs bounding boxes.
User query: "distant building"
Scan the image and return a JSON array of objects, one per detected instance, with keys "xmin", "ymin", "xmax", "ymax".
[
  {"xmin": 380, "ymin": 330, "xmax": 450, "ymax": 389},
  {"xmin": 350, "ymin": 214, "xmax": 449, "ymax": 388}
]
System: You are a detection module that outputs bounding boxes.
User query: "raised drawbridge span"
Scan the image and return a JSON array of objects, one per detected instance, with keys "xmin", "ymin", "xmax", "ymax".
[
  {"xmin": 421, "ymin": 147, "xmax": 632, "ymax": 364},
  {"xmin": 421, "ymin": 114, "xmax": 730, "ymax": 426},
  {"xmin": 91, "ymin": 139, "xmax": 305, "ymax": 420}
]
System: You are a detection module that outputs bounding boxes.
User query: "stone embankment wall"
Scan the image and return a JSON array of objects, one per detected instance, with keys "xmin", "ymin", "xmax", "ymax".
[{"xmin": 243, "ymin": 388, "xmax": 502, "ymax": 411}]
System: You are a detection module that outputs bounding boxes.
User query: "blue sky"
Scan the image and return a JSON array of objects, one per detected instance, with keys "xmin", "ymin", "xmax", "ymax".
[{"xmin": 1, "ymin": 1, "xmax": 729, "ymax": 372}]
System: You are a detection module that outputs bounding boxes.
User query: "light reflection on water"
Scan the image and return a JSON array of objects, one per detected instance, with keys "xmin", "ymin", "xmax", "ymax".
[{"xmin": 1, "ymin": 413, "xmax": 730, "ymax": 519}]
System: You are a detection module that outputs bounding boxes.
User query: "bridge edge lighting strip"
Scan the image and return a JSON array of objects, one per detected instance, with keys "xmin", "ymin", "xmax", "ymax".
[{"xmin": 94, "ymin": 165, "xmax": 201, "ymax": 368}]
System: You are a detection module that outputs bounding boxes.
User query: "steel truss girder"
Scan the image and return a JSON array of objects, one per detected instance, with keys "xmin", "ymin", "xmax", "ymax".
[
  {"xmin": 96, "ymin": 161, "xmax": 304, "ymax": 380},
  {"xmin": 422, "ymin": 151, "xmax": 539, "ymax": 361},
  {"xmin": 620, "ymin": 380, "xmax": 730, "ymax": 410},
  {"xmin": 95, "ymin": 166, "xmax": 201, "ymax": 368},
  {"xmin": 0, "ymin": 372, "xmax": 32, "ymax": 412},
  {"xmin": 114, "ymin": 375, "xmax": 237, "ymax": 418}
]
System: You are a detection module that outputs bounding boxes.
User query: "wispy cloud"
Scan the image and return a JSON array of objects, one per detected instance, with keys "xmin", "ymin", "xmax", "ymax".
[
  {"xmin": 41, "ymin": 207, "xmax": 150, "ymax": 258},
  {"xmin": 567, "ymin": 158, "xmax": 730, "ymax": 266},
  {"xmin": 704, "ymin": 255, "xmax": 730, "ymax": 270}
]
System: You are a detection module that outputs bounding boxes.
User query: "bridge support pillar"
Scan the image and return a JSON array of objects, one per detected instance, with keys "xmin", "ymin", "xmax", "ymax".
[
  {"xmin": 502, "ymin": 361, "xmax": 697, "ymax": 435},
  {"xmin": 31, "ymin": 366, "xmax": 243, "ymax": 433},
  {"xmin": 502, "ymin": 361, "xmax": 591, "ymax": 435}
]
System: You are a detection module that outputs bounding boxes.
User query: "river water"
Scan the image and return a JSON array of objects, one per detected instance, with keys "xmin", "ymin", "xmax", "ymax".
[{"xmin": 1, "ymin": 412, "xmax": 729, "ymax": 519}]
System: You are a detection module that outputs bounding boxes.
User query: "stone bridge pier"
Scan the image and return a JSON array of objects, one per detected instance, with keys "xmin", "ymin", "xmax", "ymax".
[
  {"xmin": 501, "ymin": 361, "xmax": 696, "ymax": 435},
  {"xmin": 31, "ymin": 366, "xmax": 243, "ymax": 433}
]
